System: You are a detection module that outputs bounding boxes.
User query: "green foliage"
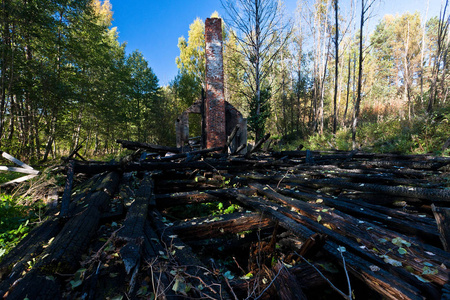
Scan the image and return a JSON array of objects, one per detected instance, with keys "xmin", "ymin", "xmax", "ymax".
[
  {"xmin": 176, "ymin": 17, "xmax": 206, "ymax": 87},
  {"xmin": 290, "ymin": 107, "xmax": 450, "ymax": 155},
  {"xmin": 0, "ymin": 172, "xmax": 24, "ymax": 185},
  {"xmin": 215, "ymin": 202, "xmax": 240, "ymax": 215},
  {"xmin": 248, "ymin": 87, "xmax": 271, "ymax": 140},
  {"xmin": 165, "ymin": 201, "xmax": 242, "ymax": 221},
  {"xmin": 0, "ymin": 194, "xmax": 41, "ymax": 258}
]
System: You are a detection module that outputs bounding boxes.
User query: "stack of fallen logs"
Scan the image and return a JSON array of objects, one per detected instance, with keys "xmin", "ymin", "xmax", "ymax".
[{"xmin": 0, "ymin": 140, "xmax": 449, "ymax": 299}]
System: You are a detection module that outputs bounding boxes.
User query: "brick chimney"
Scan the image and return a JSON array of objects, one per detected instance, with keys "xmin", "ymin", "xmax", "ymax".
[{"xmin": 204, "ymin": 18, "xmax": 226, "ymax": 149}]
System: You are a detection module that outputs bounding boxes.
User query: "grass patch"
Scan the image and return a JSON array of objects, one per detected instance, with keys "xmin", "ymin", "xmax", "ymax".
[
  {"xmin": 0, "ymin": 194, "xmax": 43, "ymax": 258},
  {"xmin": 284, "ymin": 109, "xmax": 450, "ymax": 155},
  {"xmin": 0, "ymin": 171, "xmax": 24, "ymax": 185}
]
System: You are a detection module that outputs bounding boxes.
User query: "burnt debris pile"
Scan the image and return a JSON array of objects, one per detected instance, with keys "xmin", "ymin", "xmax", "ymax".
[{"xmin": 1, "ymin": 140, "xmax": 450, "ymax": 299}]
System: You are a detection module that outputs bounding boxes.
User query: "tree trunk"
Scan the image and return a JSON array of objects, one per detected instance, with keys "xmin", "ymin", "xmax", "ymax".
[
  {"xmin": 0, "ymin": 0, "xmax": 10, "ymax": 144},
  {"xmin": 427, "ymin": 0, "xmax": 449, "ymax": 113},
  {"xmin": 333, "ymin": 0, "xmax": 339, "ymax": 134},
  {"xmin": 420, "ymin": 0, "xmax": 429, "ymax": 107},
  {"xmin": 352, "ymin": 0, "xmax": 365, "ymax": 149}
]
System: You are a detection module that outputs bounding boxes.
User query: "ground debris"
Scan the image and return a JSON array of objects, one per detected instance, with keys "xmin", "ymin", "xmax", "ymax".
[{"xmin": 1, "ymin": 146, "xmax": 450, "ymax": 299}]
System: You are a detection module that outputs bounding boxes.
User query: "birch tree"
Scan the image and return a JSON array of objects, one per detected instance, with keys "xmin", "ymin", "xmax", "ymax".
[
  {"xmin": 221, "ymin": 0, "xmax": 292, "ymax": 141},
  {"xmin": 352, "ymin": 0, "xmax": 375, "ymax": 149}
]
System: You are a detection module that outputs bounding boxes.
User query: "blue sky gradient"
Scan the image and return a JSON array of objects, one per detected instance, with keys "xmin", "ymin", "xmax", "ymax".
[{"xmin": 110, "ymin": 0, "xmax": 441, "ymax": 86}]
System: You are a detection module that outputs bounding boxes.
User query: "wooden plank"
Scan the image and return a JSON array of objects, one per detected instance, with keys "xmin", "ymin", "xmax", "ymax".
[
  {"xmin": 0, "ymin": 166, "xmax": 40, "ymax": 175},
  {"xmin": 1, "ymin": 151, "xmax": 34, "ymax": 169},
  {"xmin": 0, "ymin": 174, "xmax": 37, "ymax": 187}
]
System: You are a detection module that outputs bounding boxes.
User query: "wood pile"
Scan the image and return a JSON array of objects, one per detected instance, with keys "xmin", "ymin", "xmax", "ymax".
[{"xmin": 0, "ymin": 140, "xmax": 449, "ymax": 299}]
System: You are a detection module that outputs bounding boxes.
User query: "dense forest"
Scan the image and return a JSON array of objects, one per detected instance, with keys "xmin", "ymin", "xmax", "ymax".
[{"xmin": 0, "ymin": 0, "xmax": 449, "ymax": 163}]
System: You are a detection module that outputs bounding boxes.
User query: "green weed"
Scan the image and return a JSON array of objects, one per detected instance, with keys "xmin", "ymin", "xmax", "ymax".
[{"xmin": 0, "ymin": 194, "xmax": 41, "ymax": 259}]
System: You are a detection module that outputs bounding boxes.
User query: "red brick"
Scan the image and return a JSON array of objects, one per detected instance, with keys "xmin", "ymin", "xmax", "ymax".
[{"xmin": 205, "ymin": 18, "xmax": 226, "ymax": 149}]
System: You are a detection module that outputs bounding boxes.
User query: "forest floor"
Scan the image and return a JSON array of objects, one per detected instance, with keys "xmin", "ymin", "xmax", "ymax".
[{"xmin": 0, "ymin": 143, "xmax": 449, "ymax": 299}]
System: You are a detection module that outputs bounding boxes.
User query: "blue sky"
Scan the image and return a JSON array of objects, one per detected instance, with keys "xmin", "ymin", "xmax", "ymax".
[{"xmin": 109, "ymin": 0, "xmax": 441, "ymax": 86}]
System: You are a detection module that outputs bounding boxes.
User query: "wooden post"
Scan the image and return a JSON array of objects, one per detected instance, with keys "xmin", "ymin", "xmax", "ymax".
[
  {"xmin": 60, "ymin": 160, "xmax": 75, "ymax": 217},
  {"xmin": 432, "ymin": 204, "xmax": 450, "ymax": 251}
]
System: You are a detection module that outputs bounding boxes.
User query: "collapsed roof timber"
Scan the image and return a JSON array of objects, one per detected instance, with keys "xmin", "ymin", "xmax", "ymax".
[{"xmin": 0, "ymin": 139, "xmax": 449, "ymax": 299}]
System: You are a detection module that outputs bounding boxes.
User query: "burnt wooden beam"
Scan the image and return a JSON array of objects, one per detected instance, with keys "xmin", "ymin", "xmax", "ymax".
[
  {"xmin": 272, "ymin": 150, "xmax": 450, "ymax": 163},
  {"xmin": 73, "ymin": 159, "xmax": 250, "ymax": 174},
  {"xmin": 246, "ymin": 173, "xmax": 450, "ymax": 203},
  {"xmin": 272, "ymin": 261, "xmax": 307, "ymax": 300},
  {"xmin": 293, "ymin": 167, "xmax": 436, "ymax": 187},
  {"xmin": 60, "ymin": 159, "xmax": 75, "ymax": 217},
  {"xmin": 149, "ymin": 209, "xmax": 232, "ymax": 299},
  {"xmin": 229, "ymin": 190, "xmax": 427, "ymax": 300},
  {"xmin": 155, "ymin": 190, "xmax": 222, "ymax": 208},
  {"xmin": 233, "ymin": 143, "xmax": 247, "ymax": 155},
  {"xmin": 40, "ymin": 172, "xmax": 121, "ymax": 272},
  {"xmin": 308, "ymin": 178, "xmax": 450, "ymax": 202},
  {"xmin": 341, "ymin": 160, "xmax": 447, "ymax": 171},
  {"xmin": 230, "ymin": 261, "xmax": 332, "ymax": 299},
  {"xmin": 0, "ymin": 219, "xmax": 62, "ymax": 298},
  {"xmin": 226, "ymin": 125, "xmax": 240, "ymax": 149},
  {"xmin": 276, "ymin": 186, "xmax": 441, "ymax": 245},
  {"xmin": 117, "ymin": 175, "xmax": 154, "ymax": 274},
  {"xmin": 3, "ymin": 172, "xmax": 121, "ymax": 300},
  {"xmin": 116, "ymin": 139, "xmax": 180, "ymax": 153},
  {"xmin": 64, "ymin": 144, "xmax": 83, "ymax": 162},
  {"xmin": 246, "ymin": 133, "xmax": 270, "ymax": 158},
  {"xmin": 158, "ymin": 146, "xmax": 225, "ymax": 162},
  {"xmin": 141, "ymin": 220, "xmax": 179, "ymax": 299},
  {"xmin": 170, "ymin": 212, "xmax": 274, "ymax": 240},
  {"xmin": 432, "ymin": 204, "xmax": 450, "ymax": 251},
  {"xmin": 249, "ymin": 184, "xmax": 448, "ymax": 294}
]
